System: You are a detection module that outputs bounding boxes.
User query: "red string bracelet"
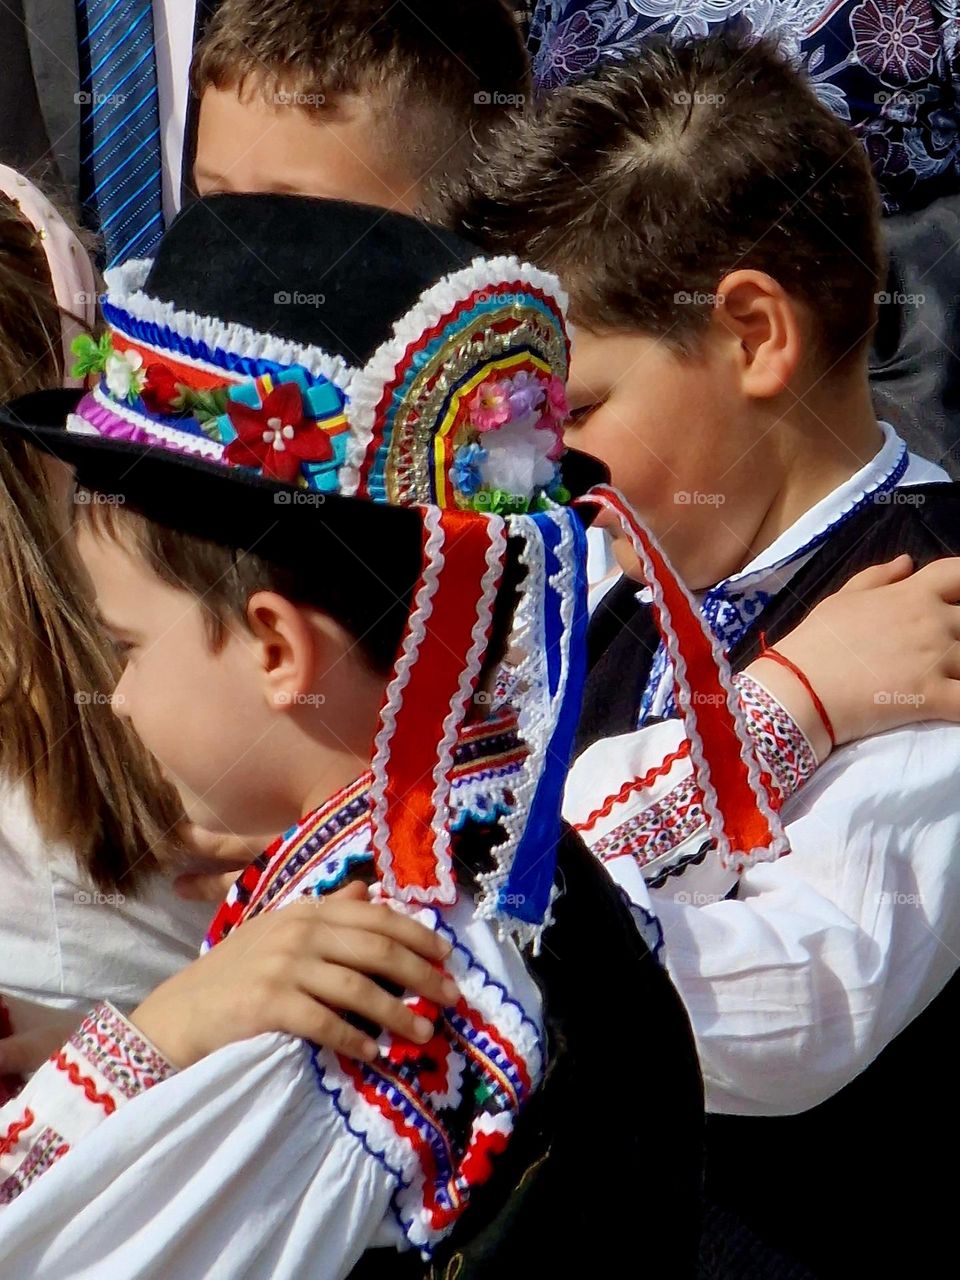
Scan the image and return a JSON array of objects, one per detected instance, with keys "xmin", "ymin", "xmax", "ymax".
[{"xmin": 757, "ymin": 634, "xmax": 836, "ymax": 748}]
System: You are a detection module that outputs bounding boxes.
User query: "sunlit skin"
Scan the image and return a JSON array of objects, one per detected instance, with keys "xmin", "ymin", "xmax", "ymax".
[
  {"xmin": 194, "ymin": 84, "xmax": 423, "ymax": 213},
  {"xmin": 564, "ymin": 270, "xmax": 883, "ymax": 590},
  {"xmin": 75, "ymin": 522, "xmax": 386, "ymax": 860}
]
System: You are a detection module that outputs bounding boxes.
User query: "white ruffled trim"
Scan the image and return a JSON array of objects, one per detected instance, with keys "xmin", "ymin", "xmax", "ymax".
[
  {"xmin": 313, "ymin": 898, "xmax": 543, "ymax": 1257},
  {"xmin": 475, "ymin": 507, "xmax": 577, "ymax": 953},
  {"xmin": 371, "ymin": 506, "xmax": 456, "ymax": 904},
  {"xmin": 590, "ymin": 486, "xmax": 788, "ymax": 872},
  {"xmin": 339, "ymin": 254, "xmax": 568, "ymax": 497},
  {"xmin": 74, "ymin": 384, "xmax": 226, "ymax": 461},
  {"xmin": 102, "ymin": 259, "xmax": 359, "ymax": 390},
  {"xmin": 427, "ymin": 511, "xmax": 508, "ymax": 884},
  {"xmin": 475, "ymin": 513, "xmax": 545, "ymax": 946}
]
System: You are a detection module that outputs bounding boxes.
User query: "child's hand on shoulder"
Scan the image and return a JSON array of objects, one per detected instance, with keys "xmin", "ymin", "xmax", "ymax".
[
  {"xmin": 751, "ymin": 555, "xmax": 960, "ymax": 751},
  {"xmin": 130, "ymin": 882, "xmax": 459, "ymax": 1069}
]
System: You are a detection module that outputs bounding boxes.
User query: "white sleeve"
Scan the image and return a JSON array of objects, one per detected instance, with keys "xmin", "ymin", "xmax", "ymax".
[
  {"xmin": 0, "ymin": 1031, "xmax": 399, "ymax": 1280},
  {"xmin": 654, "ymin": 724, "xmax": 960, "ymax": 1114},
  {"xmin": 0, "ymin": 1002, "xmax": 178, "ymax": 1193},
  {"xmin": 0, "ymin": 895, "xmax": 545, "ymax": 1277},
  {"xmin": 563, "ymin": 673, "xmax": 817, "ymax": 895}
]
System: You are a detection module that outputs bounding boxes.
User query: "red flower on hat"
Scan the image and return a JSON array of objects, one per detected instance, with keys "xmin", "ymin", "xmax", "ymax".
[
  {"xmin": 223, "ymin": 381, "xmax": 333, "ymax": 485},
  {"xmin": 139, "ymin": 364, "xmax": 183, "ymax": 415}
]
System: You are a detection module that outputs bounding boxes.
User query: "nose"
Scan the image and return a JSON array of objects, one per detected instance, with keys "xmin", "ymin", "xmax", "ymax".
[{"xmin": 111, "ymin": 669, "xmax": 132, "ymax": 720}]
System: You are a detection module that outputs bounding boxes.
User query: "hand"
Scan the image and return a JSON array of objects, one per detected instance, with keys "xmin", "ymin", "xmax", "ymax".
[
  {"xmin": 168, "ymin": 823, "xmax": 273, "ymax": 900},
  {"xmin": 0, "ymin": 1012, "xmax": 84, "ymax": 1077},
  {"xmin": 130, "ymin": 882, "xmax": 459, "ymax": 1069},
  {"xmin": 752, "ymin": 555, "xmax": 960, "ymax": 749}
]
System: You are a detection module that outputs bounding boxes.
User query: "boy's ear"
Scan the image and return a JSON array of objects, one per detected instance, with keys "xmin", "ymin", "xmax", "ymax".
[
  {"xmin": 245, "ymin": 591, "xmax": 349, "ymax": 712},
  {"xmin": 712, "ymin": 269, "xmax": 804, "ymax": 398}
]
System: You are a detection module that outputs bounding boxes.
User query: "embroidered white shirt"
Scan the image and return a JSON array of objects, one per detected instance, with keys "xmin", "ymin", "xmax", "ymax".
[
  {"xmin": 565, "ymin": 430, "xmax": 959, "ymax": 1115},
  {"xmin": 0, "ymin": 893, "xmax": 543, "ymax": 1277}
]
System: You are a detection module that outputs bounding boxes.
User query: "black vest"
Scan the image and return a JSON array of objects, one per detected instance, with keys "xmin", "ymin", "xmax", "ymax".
[{"xmin": 581, "ymin": 482, "xmax": 960, "ymax": 1278}]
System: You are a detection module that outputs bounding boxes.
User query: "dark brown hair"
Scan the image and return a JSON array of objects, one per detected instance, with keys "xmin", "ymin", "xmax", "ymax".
[
  {"xmin": 456, "ymin": 33, "xmax": 885, "ymax": 367},
  {"xmin": 0, "ymin": 192, "xmax": 65, "ymax": 396},
  {"xmin": 192, "ymin": 0, "xmax": 531, "ymax": 215},
  {"xmin": 74, "ymin": 498, "xmax": 524, "ymax": 685}
]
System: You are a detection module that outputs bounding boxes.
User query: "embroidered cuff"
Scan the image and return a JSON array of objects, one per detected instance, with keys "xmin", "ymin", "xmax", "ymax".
[
  {"xmin": 735, "ymin": 672, "xmax": 818, "ymax": 804},
  {"xmin": 0, "ymin": 1002, "xmax": 176, "ymax": 1205},
  {"xmin": 583, "ymin": 676, "xmax": 818, "ymax": 887},
  {"xmin": 66, "ymin": 1001, "xmax": 178, "ymax": 1102}
]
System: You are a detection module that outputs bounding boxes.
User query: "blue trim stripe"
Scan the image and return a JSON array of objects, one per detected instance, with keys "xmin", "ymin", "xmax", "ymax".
[{"xmin": 80, "ymin": 0, "xmax": 142, "ymax": 47}]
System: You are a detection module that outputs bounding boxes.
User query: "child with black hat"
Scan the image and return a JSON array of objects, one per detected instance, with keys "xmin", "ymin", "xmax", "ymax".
[{"xmin": 0, "ymin": 193, "xmax": 718, "ymax": 1276}]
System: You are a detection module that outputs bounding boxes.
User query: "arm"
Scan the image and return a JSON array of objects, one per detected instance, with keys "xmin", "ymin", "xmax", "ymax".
[
  {"xmin": 0, "ymin": 1003, "xmax": 176, "ymax": 1199},
  {"xmin": 0, "ymin": 1030, "xmax": 398, "ymax": 1279},
  {"xmin": 564, "ymin": 671, "xmax": 819, "ymax": 891},
  {"xmin": 565, "ymin": 554, "xmax": 960, "ymax": 890},
  {"xmin": 0, "ymin": 885, "xmax": 460, "ymax": 1080},
  {"xmin": 0, "ymin": 898, "xmax": 544, "ymax": 1277},
  {"xmin": 657, "ymin": 723, "xmax": 960, "ymax": 1113}
]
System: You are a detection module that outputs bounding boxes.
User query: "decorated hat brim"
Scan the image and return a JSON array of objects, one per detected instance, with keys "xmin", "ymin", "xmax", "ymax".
[{"xmin": 0, "ymin": 390, "xmax": 609, "ymax": 558}]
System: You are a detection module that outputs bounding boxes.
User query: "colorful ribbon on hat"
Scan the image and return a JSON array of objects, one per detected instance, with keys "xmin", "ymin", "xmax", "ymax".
[
  {"xmin": 576, "ymin": 485, "xmax": 788, "ymax": 870},
  {"xmin": 497, "ymin": 507, "xmax": 589, "ymax": 928},
  {"xmin": 371, "ymin": 506, "xmax": 509, "ymax": 904}
]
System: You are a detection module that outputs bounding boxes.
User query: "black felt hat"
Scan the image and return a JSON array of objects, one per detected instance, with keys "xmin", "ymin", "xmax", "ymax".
[{"xmin": 0, "ymin": 194, "xmax": 606, "ymax": 555}]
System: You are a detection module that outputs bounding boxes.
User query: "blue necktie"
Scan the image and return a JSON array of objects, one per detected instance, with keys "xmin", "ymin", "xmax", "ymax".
[{"xmin": 76, "ymin": 0, "xmax": 165, "ymax": 267}]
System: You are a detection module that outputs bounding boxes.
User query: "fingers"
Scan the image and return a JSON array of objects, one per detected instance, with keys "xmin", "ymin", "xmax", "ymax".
[
  {"xmin": 293, "ymin": 964, "xmax": 439, "ymax": 1046},
  {"xmin": 838, "ymin": 554, "xmax": 914, "ymax": 593},
  {"xmin": 912, "ymin": 556, "xmax": 960, "ymax": 603},
  {"xmin": 283, "ymin": 897, "xmax": 452, "ymax": 963},
  {"xmin": 290, "ymin": 923, "xmax": 459, "ymax": 1006},
  {"xmin": 276, "ymin": 992, "xmax": 379, "ymax": 1062}
]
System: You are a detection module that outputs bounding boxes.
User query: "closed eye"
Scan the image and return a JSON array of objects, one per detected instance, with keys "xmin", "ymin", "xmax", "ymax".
[{"xmin": 565, "ymin": 403, "xmax": 598, "ymax": 427}]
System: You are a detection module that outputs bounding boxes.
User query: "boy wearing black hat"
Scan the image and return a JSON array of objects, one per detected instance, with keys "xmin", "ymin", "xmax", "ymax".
[{"xmin": 0, "ymin": 195, "xmax": 710, "ymax": 1277}]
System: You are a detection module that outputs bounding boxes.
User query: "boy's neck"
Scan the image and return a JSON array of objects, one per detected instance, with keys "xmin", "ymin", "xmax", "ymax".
[{"xmin": 732, "ymin": 373, "xmax": 885, "ymax": 578}]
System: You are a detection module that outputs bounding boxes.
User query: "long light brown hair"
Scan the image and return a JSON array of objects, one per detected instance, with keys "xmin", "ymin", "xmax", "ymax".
[{"xmin": 0, "ymin": 191, "xmax": 184, "ymax": 891}]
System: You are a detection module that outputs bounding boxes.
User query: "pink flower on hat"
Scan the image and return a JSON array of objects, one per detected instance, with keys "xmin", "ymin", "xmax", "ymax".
[
  {"xmin": 544, "ymin": 375, "xmax": 569, "ymax": 424},
  {"xmin": 223, "ymin": 381, "xmax": 333, "ymax": 485},
  {"xmin": 469, "ymin": 380, "xmax": 512, "ymax": 432}
]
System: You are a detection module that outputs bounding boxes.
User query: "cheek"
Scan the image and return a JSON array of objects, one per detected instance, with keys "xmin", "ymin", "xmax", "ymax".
[{"xmin": 571, "ymin": 407, "xmax": 680, "ymax": 517}]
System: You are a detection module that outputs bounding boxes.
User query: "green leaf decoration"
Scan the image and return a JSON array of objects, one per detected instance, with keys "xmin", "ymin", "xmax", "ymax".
[
  {"xmin": 179, "ymin": 385, "xmax": 230, "ymax": 424},
  {"xmin": 70, "ymin": 331, "xmax": 113, "ymax": 380}
]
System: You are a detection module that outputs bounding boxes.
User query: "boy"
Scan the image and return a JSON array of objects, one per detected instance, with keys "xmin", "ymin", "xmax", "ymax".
[
  {"xmin": 0, "ymin": 194, "xmax": 705, "ymax": 1276},
  {"xmin": 189, "ymin": 0, "xmax": 530, "ymax": 219},
  {"xmin": 459, "ymin": 33, "xmax": 960, "ymax": 1276}
]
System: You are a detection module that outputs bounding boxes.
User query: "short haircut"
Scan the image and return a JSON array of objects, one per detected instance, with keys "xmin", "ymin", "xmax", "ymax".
[
  {"xmin": 456, "ymin": 33, "xmax": 886, "ymax": 368},
  {"xmin": 192, "ymin": 0, "xmax": 531, "ymax": 214},
  {"xmin": 74, "ymin": 496, "xmax": 524, "ymax": 683}
]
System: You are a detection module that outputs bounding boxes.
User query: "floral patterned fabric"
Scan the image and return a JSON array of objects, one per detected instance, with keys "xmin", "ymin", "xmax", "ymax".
[{"xmin": 529, "ymin": 0, "xmax": 960, "ymax": 212}]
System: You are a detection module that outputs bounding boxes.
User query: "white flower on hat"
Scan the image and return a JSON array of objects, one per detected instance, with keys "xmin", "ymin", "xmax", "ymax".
[
  {"xmin": 478, "ymin": 413, "xmax": 558, "ymax": 498},
  {"xmin": 105, "ymin": 349, "xmax": 146, "ymax": 403}
]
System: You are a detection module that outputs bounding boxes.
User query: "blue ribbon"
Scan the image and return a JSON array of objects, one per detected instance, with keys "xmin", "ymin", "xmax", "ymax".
[{"xmin": 502, "ymin": 509, "xmax": 589, "ymax": 925}]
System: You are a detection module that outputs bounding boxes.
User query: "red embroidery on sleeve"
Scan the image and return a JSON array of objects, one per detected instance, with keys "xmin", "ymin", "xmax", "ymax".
[
  {"xmin": 52, "ymin": 1051, "xmax": 117, "ymax": 1116},
  {"xmin": 574, "ymin": 740, "xmax": 692, "ymax": 833},
  {"xmin": 0, "ymin": 1108, "xmax": 35, "ymax": 1156}
]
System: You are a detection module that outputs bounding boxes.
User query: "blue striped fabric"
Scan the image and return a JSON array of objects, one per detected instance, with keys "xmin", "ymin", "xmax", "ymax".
[{"xmin": 76, "ymin": 0, "xmax": 164, "ymax": 267}]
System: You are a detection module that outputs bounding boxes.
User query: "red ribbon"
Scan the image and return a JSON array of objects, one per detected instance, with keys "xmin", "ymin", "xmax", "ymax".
[
  {"xmin": 578, "ymin": 486, "xmax": 782, "ymax": 864},
  {"xmin": 373, "ymin": 508, "xmax": 507, "ymax": 897}
]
